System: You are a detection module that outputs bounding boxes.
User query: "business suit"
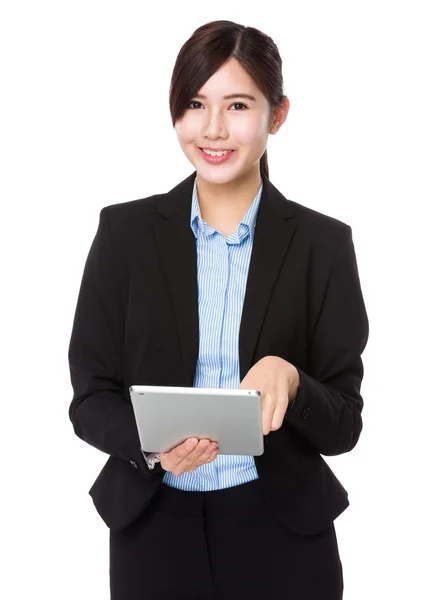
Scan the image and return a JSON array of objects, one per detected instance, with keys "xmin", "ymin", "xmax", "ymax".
[{"xmin": 68, "ymin": 169, "xmax": 369, "ymax": 597}]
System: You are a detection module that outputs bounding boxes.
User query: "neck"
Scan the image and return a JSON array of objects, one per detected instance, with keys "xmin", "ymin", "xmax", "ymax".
[{"xmin": 195, "ymin": 167, "xmax": 262, "ymax": 223}]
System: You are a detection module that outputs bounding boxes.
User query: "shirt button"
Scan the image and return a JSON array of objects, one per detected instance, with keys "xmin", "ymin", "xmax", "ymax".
[
  {"xmin": 130, "ymin": 460, "xmax": 138, "ymax": 469},
  {"xmin": 302, "ymin": 407, "xmax": 311, "ymax": 420}
]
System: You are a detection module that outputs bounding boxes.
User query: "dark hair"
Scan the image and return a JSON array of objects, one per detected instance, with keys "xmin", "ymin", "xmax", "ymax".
[{"xmin": 169, "ymin": 20, "xmax": 287, "ymax": 181}]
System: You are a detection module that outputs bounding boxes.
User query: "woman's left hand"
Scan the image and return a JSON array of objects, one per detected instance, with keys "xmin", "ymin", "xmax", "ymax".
[{"xmin": 239, "ymin": 356, "xmax": 300, "ymax": 435}]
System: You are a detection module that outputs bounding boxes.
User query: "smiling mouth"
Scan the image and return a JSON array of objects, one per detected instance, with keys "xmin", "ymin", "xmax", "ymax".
[
  {"xmin": 199, "ymin": 147, "xmax": 234, "ymax": 154},
  {"xmin": 197, "ymin": 147, "xmax": 236, "ymax": 163}
]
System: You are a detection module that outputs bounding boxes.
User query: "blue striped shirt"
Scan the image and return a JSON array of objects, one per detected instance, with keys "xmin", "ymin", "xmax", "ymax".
[{"xmin": 162, "ymin": 176, "xmax": 264, "ymax": 491}]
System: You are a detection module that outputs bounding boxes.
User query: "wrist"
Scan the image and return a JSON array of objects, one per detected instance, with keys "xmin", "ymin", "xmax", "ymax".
[{"xmin": 288, "ymin": 365, "xmax": 300, "ymax": 407}]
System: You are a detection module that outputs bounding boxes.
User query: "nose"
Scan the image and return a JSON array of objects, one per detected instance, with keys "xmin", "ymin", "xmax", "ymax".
[{"xmin": 201, "ymin": 109, "xmax": 228, "ymax": 140}]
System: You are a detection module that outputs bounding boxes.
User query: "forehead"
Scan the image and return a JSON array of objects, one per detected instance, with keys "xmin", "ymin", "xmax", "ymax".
[{"xmin": 196, "ymin": 58, "xmax": 257, "ymax": 98}]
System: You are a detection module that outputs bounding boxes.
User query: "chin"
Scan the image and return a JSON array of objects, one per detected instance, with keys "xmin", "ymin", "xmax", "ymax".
[{"xmin": 196, "ymin": 170, "xmax": 240, "ymax": 185}]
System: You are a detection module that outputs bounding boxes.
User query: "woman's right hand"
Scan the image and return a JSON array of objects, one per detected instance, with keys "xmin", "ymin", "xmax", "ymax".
[{"xmin": 160, "ymin": 437, "xmax": 218, "ymax": 476}]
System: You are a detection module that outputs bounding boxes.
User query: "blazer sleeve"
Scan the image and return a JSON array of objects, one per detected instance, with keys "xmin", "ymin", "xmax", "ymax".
[
  {"xmin": 68, "ymin": 207, "xmax": 164, "ymax": 477},
  {"xmin": 284, "ymin": 225, "xmax": 369, "ymax": 456}
]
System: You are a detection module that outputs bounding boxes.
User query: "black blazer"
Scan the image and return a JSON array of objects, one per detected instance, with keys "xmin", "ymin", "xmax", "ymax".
[{"xmin": 68, "ymin": 170, "xmax": 369, "ymax": 536}]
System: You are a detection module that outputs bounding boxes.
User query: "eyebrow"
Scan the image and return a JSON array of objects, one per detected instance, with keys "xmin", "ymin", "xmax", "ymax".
[{"xmin": 193, "ymin": 93, "xmax": 257, "ymax": 101}]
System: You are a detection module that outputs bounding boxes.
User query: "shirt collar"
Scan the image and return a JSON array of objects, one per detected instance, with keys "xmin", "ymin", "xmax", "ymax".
[{"xmin": 190, "ymin": 176, "xmax": 263, "ymax": 242}]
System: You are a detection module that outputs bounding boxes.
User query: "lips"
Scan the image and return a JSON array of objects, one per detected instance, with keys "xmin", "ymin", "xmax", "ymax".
[
  {"xmin": 199, "ymin": 147, "xmax": 234, "ymax": 152},
  {"xmin": 197, "ymin": 147, "xmax": 235, "ymax": 164}
]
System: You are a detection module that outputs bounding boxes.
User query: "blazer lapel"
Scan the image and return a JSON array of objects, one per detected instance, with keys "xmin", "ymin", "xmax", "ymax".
[{"xmin": 154, "ymin": 170, "xmax": 296, "ymax": 386}]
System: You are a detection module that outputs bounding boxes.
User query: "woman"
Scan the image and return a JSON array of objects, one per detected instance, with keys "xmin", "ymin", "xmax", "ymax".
[{"xmin": 68, "ymin": 20, "xmax": 369, "ymax": 599}]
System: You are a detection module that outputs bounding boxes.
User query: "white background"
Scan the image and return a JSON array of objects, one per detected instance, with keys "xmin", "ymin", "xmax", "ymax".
[{"xmin": 1, "ymin": 1, "xmax": 425, "ymax": 598}]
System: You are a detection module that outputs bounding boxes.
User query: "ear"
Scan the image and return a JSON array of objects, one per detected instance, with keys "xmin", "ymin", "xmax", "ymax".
[{"xmin": 269, "ymin": 96, "xmax": 290, "ymax": 135}]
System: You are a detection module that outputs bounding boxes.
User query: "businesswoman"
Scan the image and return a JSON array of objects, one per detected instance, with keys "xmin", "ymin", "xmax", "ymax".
[{"xmin": 68, "ymin": 20, "xmax": 369, "ymax": 600}]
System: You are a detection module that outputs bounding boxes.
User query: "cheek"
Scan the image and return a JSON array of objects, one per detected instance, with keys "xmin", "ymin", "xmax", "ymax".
[
  {"xmin": 175, "ymin": 119, "xmax": 197, "ymax": 145},
  {"xmin": 237, "ymin": 132, "xmax": 267, "ymax": 156},
  {"xmin": 234, "ymin": 117, "xmax": 268, "ymax": 149},
  {"xmin": 175, "ymin": 121, "xmax": 191, "ymax": 145}
]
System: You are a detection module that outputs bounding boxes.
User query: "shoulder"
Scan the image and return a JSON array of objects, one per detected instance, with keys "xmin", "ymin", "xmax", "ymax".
[
  {"xmin": 267, "ymin": 179, "xmax": 351, "ymax": 244},
  {"xmin": 268, "ymin": 182, "xmax": 355, "ymax": 266},
  {"xmin": 103, "ymin": 192, "xmax": 164, "ymax": 225},
  {"xmin": 279, "ymin": 196, "xmax": 353, "ymax": 263},
  {"xmin": 287, "ymin": 197, "xmax": 350, "ymax": 237},
  {"xmin": 97, "ymin": 191, "xmax": 168, "ymax": 248}
]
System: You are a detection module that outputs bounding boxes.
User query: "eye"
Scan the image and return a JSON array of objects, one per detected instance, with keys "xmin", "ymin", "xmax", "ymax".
[{"xmin": 187, "ymin": 101, "xmax": 248, "ymax": 110}]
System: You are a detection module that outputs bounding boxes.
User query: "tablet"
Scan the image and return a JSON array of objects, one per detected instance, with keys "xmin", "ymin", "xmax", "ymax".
[{"xmin": 129, "ymin": 385, "xmax": 264, "ymax": 456}]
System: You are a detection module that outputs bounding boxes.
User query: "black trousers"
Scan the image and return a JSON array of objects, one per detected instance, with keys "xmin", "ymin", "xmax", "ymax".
[{"xmin": 110, "ymin": 478, "xmax": 344, "ymax": 599}]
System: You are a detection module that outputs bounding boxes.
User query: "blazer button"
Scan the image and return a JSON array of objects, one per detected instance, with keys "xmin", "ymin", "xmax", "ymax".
[
  {"xmin": 130, "ymin": 460, "xmax": 138, "ymax": 469},
  {"xmin": 301, "ymin": 407, "xmax": 311, "ymax": 419}
]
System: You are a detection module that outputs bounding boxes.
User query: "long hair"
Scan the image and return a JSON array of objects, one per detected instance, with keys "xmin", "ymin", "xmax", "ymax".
[{"xmin": 169, "ymin": 20, "xmax": 287, "ymax": 181}]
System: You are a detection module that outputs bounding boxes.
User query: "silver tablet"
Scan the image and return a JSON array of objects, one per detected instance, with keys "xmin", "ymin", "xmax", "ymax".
[{"xmin": 129, "ymin": 385, "xmax": 264, "ymax": 456}]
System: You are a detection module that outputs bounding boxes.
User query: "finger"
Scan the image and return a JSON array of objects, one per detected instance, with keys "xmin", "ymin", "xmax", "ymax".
[
  {"xmin": 262, "ymin": 392, "xmax": 276, "ymax": 435},
  {"xmin": 270, "ymin": 400, "xmax": 286, "ymax": 431},
  {"xmin": 199, "ymin": 441, "xmax": 218, "ymax": 461},
  {"xmin": 188, "ymin": 444, "xmax": 218, "ymax": 471},
  {"xmin": 186, "ymin": 439, "xmax": 211, "ymax": 467},
  {"xmin": 174, "ymin": 438, "xmax": 199, "ymax": 465},
  {"xmin": 160, "ymin": 438, "xmax": 197, "ymax": 470},
  {"xmin": 174, "ymin": 441, "xmax": 217, "ymax": 475},
  {"xmin": 170, "ymin": 439, "xmax": 208, "ymax": 473},
  {"xmin": 193, "ymin": 443, "xmax": 218, "ymax": 470}
]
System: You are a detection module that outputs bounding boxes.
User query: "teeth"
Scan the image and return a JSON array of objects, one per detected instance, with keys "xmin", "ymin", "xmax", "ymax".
[{"xmin": 202, "ymin": 148, "xmax": 232, "ymax": 157}]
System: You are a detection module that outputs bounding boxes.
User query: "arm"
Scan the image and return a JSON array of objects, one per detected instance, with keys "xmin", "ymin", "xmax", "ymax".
[
  {"xmin": 284, "ymin": 225, "xmax": 369, "ymax": 455},
  {"xmin": 68, "ymin": 207, "xmax": 164, "ymax": 477}
]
